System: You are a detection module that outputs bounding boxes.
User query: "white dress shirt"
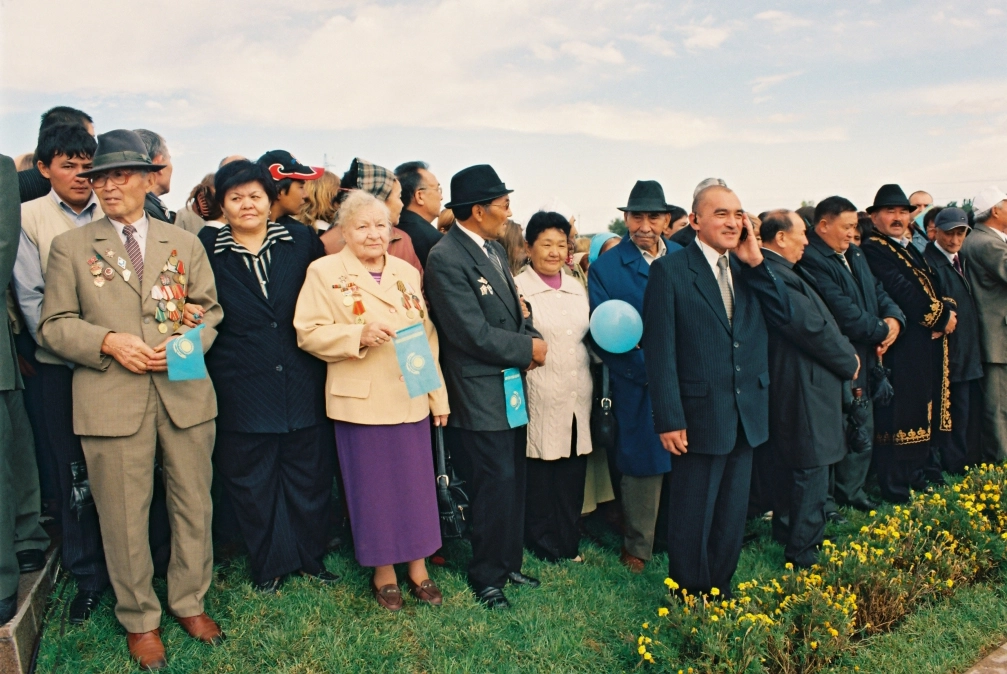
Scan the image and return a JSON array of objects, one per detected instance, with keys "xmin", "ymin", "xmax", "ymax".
[
  {"xmin": 934, "ymin": 240, "xmax": 958, "ymax": 264},
  {"xmin": 696, "ymin": 237, "xmax": 733, "ymax": 292},
  {"xmin": 457, "ymin": 222, "xmax": 491, "ymax": 258},
  {"xmin": 109, "ymin": 213, "xmax": 149, "ymax": 260},
  {"xmin": 635, "ymin": 236, "xmax": 667, "ymax": 266}
]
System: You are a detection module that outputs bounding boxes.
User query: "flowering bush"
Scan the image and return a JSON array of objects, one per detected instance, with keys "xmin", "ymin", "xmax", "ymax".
[{"xmin": 638, "ymin": 463, "xmax": 1007, "ymax": 673}]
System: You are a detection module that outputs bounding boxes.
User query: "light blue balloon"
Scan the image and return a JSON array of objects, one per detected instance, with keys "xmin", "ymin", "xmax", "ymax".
[{"xmin": 590, "ymin": 299, "xmax": 643, "ymax": 354}]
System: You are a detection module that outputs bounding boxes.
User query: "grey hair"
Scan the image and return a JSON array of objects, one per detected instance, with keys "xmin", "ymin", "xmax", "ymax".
[
  {"xmin": 974, "ymin": 207, "xmax": 994, "ymax": 224},
  {"xmin": 336, "ymin": 190, "xmax": 391, "ymax": 230},
  {"xmin": 691, "ymin": 184, "xmax": 734, "ymax": 214},
  {"xmin": 133, "ymin": 129, "xmax": 167, "ymax": 161},
  {"xmin": 693, "ymin": 177, "xmax": 727, "ymax": 200}
]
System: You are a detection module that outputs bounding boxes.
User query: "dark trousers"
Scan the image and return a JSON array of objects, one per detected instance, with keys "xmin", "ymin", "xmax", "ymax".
[
  {"xmin": 873, "ymin": 444, "xmax": 927, "ymax": 503},
  {"xmin": 38, "ymin": 363, "xmax": 109, "ymax": 592},
  {"xmin": 15, "ymin": 333, "xmax": 56, "ymax": 503},
  {"xmin": 451, "ymin": 427, "xmax": 527, "ymax": 589},
  {"xmin": 214, "ymin": 424, "xmax": 334, "ymax": 584},
  {"xmin": 772, "ymin": 464, "xmax": 829, "ymax": 568},
  {"xmin": 666, "ymin": 436, "xmax": 753, "ymax": 597},
  {"xmin": 525, "ymin": 423, "xmax": 587, "ymax": 562},
  {"xmin": 936, "ymin": 380, "xmax": 982, "ymax": 475},
  {"xmin": 748, "ymin": 443, "xmax": 779, "ymax": 518},
  {"xmin": 828, "ymin": 397, "xmax": 874, "ymax": 511}
]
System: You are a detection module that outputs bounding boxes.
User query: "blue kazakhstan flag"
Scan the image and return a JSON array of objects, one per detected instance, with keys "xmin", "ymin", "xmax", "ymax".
[
  {"xmin": 502, "ymin": 367, "xmax": 528, "ymax": 428},
  {"xmin": 393, "ymin": 323, "xmax": 442, "ymax": 398},
  {"xmin": 166, "ymin": 324, "xmax": 208, "ymax": 381}
]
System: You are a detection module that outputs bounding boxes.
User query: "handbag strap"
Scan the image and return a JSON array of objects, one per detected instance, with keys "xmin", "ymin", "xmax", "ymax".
[
  {"xmin": 601, "ymin": 364, "xmax": 610, "ymax": 399},
  {"xmin": 434, "ymin": 426, "xmax": 449, "ymax": 484}
]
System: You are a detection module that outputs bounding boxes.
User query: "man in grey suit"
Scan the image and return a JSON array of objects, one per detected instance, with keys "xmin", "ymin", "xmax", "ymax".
[
  {"xmin": 759, "ymin": 210, "xmax": 859, "ymax": 568},
  {"xmin": 960, "ymin": 186, "xmax": 1007, "ymax": 462},
  {"xmin": 425, "ymin": 165, "xmax": 546, "ymax": 610},
  {"xmin": 0, "ymin": 154, "xmax": 50, "ymax": 623}
]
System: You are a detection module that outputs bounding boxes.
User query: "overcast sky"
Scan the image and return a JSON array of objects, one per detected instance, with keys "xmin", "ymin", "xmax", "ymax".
[{"xmin": 2, "ymin": 0, "xmax": 1006, "ymax": 231}]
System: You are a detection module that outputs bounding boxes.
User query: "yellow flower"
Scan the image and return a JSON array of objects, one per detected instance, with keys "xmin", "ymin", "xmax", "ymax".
[
  {"xmin": 947, "ymin": 579, "xmax": 954, "ymax": 588},
  {"xmin": 869, "ymin": 510, "xmax": 877, "ymax": 517},
  {"xmin": 642, "ymin": 622, "xmax": 649, "ymax": 629},
  {"xmin": 643, "ymin": 653, "xmax": 654, "ymax": 662},
  {"xmin": 638, "ymin": 636, "xmax": 645, "ymax": 645},
  {"xmin": 709, "ymin": 615, "xmax": 719, "ymax": 622},
  {"xmin": 638, "ymin": 645, "xmax": 646, "ymax": 655},
  {"xmin": 811, "ymin": 641, "xmax": 818, "ymax": 649},
  {"xmin": 785, "ymin": 562, "xmax": 793, "ymax": 570},
  {"xmin": 658, "ymin": 607, "xmax": 669, "ymax": 617},
  {"xmin": 710, "ymin": 587, "xmax": 721, "ymax": 596}
]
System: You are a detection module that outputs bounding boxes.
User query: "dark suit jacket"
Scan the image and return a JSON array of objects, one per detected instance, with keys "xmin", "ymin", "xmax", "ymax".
[
  {"xmin": 0, "ymin": 155, "xmax": 22, "ymax": 392},
  {"xmin": 18, "ymin": 167, "xmax": 49, "ymax": 204},
  {"xmin": 199, "ymin": 222, "xmax": 328, "ymax": 433},
  {"xmin": 588, "ymin": 235, "xmax": 681, "ymax": 475},
  {"xmin": 425, "ymin": 224, "xmax": 540, "ymax": 431},
  {"xmin": 669, "ymin": 225, "xmax": 696, "ymax": 248},
  {"xmin": 642, "ymin": 241, "xmax": 792, "ymax": 454},
  {"xmin": 144, "ymin": 192, "xmax": 175, "ymax": 224},
  {"xmin": 796, "ymin": 230, "xmax": 904, "ymax": 389},
  {"xmin": 763, "ymin": 250, "xmax": 858, "ymax": 468},
  {"xmin": 924, "ymin": 242, "xmax": 983, "ymax": 382},
  {"xmin": 397, "ymin": 209, "xmax": 442, "ymax": 268}
]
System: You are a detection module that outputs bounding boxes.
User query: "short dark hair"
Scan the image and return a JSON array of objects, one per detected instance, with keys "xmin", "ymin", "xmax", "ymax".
[
  {"xmin": 214, "ymin": 160, "xmax": 277, "ymax": 207},
  {"xmin": 814, "ymin": 196, "xmax": 857, "ymax": 224},
  {"xmin": 395, "ymin": 161, "xmax": 429, "ymax": 209},
  {"xmin": 525, "ymin": 211, "xmax": 571, "ymax": 246},
  {"xmin": 759, "ymin": 209, "xmax": 794, "ymax": 243},
  {"xmin": 133, "ymin": 129, "xmax": 167, "ymax": 160},
  {"xmin": 856, "ymin": 211, "xmax": 873, "ymax": 238},
  {"xmin": 453, "ymin": 201, "xmax": 494, "ymax": 222},
  {"xmin": 923, "ymin": 206, "xmax": 944, "ymax": 229},
  {"xmin": 35, "ymin": 124, "xmax": 97, "ymax": 167},
  {"xmin": 275, "ymin": 178, "xmax": 299, "ymax": 196},
  {"xmin": 39, "ymin": 106, "xmax": 92, "ymax": 133},
  {"xmin": 668, "ymin": 205, "xmax": 687, "ymax": 222}
]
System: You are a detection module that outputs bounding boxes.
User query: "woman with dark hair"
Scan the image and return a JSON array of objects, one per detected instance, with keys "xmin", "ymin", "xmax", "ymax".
[
  {"xmin": 514, "ymin": 211, "xmax": 594, "ymax": 562},
  {"xmin": 198, "ymin": 160, "xmax": 336, "ymax": 593}
]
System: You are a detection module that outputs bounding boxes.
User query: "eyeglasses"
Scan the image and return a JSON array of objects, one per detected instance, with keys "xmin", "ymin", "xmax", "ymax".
[
  {"xmin": 89, "ymin": 169, "xmax": 137, "ymax": 188},
  {"xmin": 417, "ymin": 185, "xmax": 443, "ymax": 194}
]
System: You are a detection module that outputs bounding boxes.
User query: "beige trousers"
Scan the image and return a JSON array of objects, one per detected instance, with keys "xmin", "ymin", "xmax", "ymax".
[{"xmin": 81, "ymin": 380, "xmax": 214, "ymax": 633}]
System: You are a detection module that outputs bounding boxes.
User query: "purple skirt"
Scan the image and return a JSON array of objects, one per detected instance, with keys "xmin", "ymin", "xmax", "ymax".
[{"xmin": 334, "ymin": 418, "xmax": 441, "ymax": 567}]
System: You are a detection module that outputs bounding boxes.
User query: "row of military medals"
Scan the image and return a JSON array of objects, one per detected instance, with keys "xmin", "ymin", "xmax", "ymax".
[
  {"xmin": 331, "ymin": 277, "xmax": 424, "ymax": 324},
  {"xmin": 150, "ymin": 251, "xmax": 187, "ymax": 333}
]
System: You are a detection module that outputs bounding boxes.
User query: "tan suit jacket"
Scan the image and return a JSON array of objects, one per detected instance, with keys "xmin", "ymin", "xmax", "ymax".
[
  {"xmin": 961, "ymin": 222, "xmax": 1007, "ymax": 364},
  {"xmin": 294, "ymin": 247, "xmax": 449, "ymax": 424},
  {"xmin": 38, "ymin": 216, "xmax": 222, "ymax": 437}
]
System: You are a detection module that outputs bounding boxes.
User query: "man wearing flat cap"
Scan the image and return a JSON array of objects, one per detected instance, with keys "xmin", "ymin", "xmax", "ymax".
[
  {"xmin": 924, "ymin": 208, "xmax": 983, "ymax": 473},
  {"xmin": 861, "ymin": 184, "xmax": 957, "ymax": 502},
  {"xmin": 425, "ymin": 164, "xmax": 546, "ymax": 609},
  {"xmin": 960, "ymin": 186, "xmax": 1007, "ymax": 462},
  {"xmin": 587, "ymin": 180, "xmax": 681, "ymax": 573},
  {"xmin": 38, "ymin": 130, "xmax": 224, "ymax": 670}
]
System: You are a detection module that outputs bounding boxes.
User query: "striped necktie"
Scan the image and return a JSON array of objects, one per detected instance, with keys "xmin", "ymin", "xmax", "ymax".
[
  {"xmin": 484, "ymin": 241, "xmax": 507, "ymax": 280},
  {"xmin": 717, "ymin": 255, "xmax": 734, "ymax": 324},
  {"xmin": 122, "ymin": 224, "xmax": 144, "ymax": 283}
]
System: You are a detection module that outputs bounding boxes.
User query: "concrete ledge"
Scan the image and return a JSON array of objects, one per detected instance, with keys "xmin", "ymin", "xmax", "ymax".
[{"xmin": 0, "ymin": 546, "xmax": 59, "ymax": 674}]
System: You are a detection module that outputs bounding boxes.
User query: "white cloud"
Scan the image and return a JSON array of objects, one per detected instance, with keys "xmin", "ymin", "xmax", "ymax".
[
  {"xmin": 678, "ymin": 17, "xmax": 732, "ymax": 50},
  {"xmin": 751, "ymin": 71, "xmax": 803, "ymax": 94},
  {"xmin": 755, "ymin": 10, "xmax": 812, "ymax": 31},
  {"xmin": 559, "ymin": 41, "xmax": 625, "ymax": 65},
  {"xmin": 625, "ymin": 33, "xmax": 677, "ymax": 57}
]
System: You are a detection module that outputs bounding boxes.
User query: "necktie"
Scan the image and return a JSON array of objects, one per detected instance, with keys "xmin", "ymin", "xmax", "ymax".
[
  {"xmin": 717, "ymin": 255, "xmax": 734, "ymax": 324},
  {"xmin": 484, "ymin": 241, "xmax": 506, "ymax": 280},
  {"xmin": 122, "ymin": 224, "xmax": 144, "ymax": 283},
  {"xmin": 953, "ymin": 254, "xmax": 963, "ymax": 276},
  {"xmin": 837, "ymin": 252, "xmax": 853, "ymax": 273}
]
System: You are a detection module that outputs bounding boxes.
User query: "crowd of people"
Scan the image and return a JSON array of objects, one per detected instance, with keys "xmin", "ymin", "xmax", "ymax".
[{"xmin": 1, "ymin": 105, "xmax": 1005, "ymax": 671}]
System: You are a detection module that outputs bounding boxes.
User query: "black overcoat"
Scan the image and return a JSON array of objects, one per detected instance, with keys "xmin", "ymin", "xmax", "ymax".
[
  {"xmin": 923, "ymin": 242, "xmax": 983, "ymax": 383},
  {"xmin": 763, "ymin": 250, "xmax": 859, "ymax": 468}
]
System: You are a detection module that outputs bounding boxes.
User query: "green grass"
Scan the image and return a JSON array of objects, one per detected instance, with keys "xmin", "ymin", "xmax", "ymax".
[{"xmin": 34, "ymin": 511, "xmax": 1007, "ymax": 673}]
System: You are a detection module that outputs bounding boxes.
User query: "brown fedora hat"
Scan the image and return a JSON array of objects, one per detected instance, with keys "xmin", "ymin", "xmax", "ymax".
[{"xmin": 77, "ymin": 129, "xmax": 165, "ymax": 178}]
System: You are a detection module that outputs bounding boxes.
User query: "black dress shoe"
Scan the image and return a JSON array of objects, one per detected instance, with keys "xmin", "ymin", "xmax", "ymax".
[
  {"xmin": 68, "ymin": 590, "xmax": 103, "ymax": 624},
  {"xmin": 507, "ymin": 572, "xmax": 540, "ymax": 588},
  {"xmin": 0, "ymin": 592, "xmax": 16, "ymax": 624},
  {"xmin": 848, "ymin": 499, "xmax": 879, "ymax": 512},
  {"xmin": 301, "ymin": 569, "xmax": 341, "ymax": 584},
  {"xmin": 472, "ymin": 586, "xmax": 510, "ymax": 610},
  {"xmin": 253, "ymin": 577, "xmax": 283, "ymax": 594},
  {"xmin": 16, "ymin": 549, "xmax": 45, "ymax": 574},
  {"xmin": 826, "ymin": 512, "xmax": 848, "ymax": 525}
]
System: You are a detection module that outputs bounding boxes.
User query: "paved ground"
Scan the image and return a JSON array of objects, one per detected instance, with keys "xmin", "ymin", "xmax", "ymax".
[{"xmin": 967, "ymin": 642, "xmax": 1007, "ymax": 674}]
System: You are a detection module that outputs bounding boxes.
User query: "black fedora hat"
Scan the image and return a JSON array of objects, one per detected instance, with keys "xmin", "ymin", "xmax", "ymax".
[
  {"xmin": 866, "ymin": 184, "xmax": 912, "ymax": 214},
  {"xmin": 617, "ymin": 180, "xmax": 671, "ymax": 213},
  {"xmin": 78, "ymin": 129, "xmax": 165, "ymax": 178},
  {"xmin": 444, "ymin": 164, "xmax": 513, "ymax": 209}
]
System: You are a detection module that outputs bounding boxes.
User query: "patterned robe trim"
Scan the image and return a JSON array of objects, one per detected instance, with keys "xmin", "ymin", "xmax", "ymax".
[
  {"xmin": 940, "ymin": 335, "xmax": 952, "ymax": 432},
  {"xmin": 868, "ymin": 232, "xmax": 944, "ymax": 329},
  {"xmin": 876, "ymin": 402, "xmax": 932, "ymax": 446}
]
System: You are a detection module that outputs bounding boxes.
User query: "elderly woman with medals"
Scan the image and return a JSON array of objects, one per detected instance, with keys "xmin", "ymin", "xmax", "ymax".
[
  {"xmin": 294, "ymin": 190, "xmax": 449, "ymax": 611},
  {"xmin": 197, "ymin": 160, "xmax": 336, "ymax": 594}
]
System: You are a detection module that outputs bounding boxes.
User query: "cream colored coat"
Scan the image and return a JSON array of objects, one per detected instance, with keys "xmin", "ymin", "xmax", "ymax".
[
  {"xmin": 515, "ymin": 267, "xmax": 593, "ymax": 460},
  {"xmin": 294, "ymin": 247, "xmax": 449, "ymax": 425}
]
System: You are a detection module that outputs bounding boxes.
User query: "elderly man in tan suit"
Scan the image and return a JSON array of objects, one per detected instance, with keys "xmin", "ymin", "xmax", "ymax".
[{"xmin": 38, "ymin": 130, "xmax": 223, "ymax": 671}]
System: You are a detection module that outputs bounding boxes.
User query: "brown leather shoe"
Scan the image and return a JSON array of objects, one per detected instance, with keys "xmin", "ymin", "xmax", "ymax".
[
  {"xmin": 174, "ymin": 612, "xmax": 225, "ymax": 645},
  {"xmin": 406, "ymin": 577, "xmax": 443, "ymax": 606},
  {"xmin": 620, "ymin": 548, "xmax": 646, "ymax": 574},
  {"xmin": 126, "ymin": 630, "xmax": 167, "ymax": 671},
  {"xmin": 372, "ymin": 581, "xmax": 404, "ymax": 611}
]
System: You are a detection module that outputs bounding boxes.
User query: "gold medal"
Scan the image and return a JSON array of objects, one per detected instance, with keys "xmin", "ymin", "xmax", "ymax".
[
  {"xmin": 177, "ymin": 274, "xmax": 186, "ymax": 285},
  {"xmin": 355, "ymin": 316, "xmax": 366, "ymax": 325},
  {"xmin": 90, "ymin": 263, "xmax": 103, "ymax": 276},
  {"xmin": 165, "ymin": 301, "xmax": 178, "ymax": 312},
  {"xmin": 158, "ymin": 322, "xmax": 168, "ymax": 333},
  {"xmin": 93, "ymin": 278, "xmax": 105, "ymax": 287},
  {"xmin": 406, "ymin": 309, "xmax": 419, "ymax": 320}
]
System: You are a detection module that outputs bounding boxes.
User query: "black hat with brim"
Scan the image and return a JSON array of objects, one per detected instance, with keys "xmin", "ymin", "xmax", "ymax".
[
  {"xmin": 444, "ymin": 164, "xmax": 513, "ymax": 209},
  {"xmin": 77, "ymin": 129, "xmax": 166, "ymax": 178},
  {"xmin": 866, "ymin": 184, "xmax": 913, "ymax": 214},
  {"xmin": 617, "ymin": 180, "xmax": 672, "ymax": 213}
]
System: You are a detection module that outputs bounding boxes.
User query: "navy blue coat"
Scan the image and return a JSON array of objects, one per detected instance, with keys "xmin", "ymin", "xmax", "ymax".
[
  {"xmin": 199, "ymin": 223, "xmax": 328, "ymax": 434},
  {"xmin": 642, "ymin": 241, "xmax": 792, "ymax": 454},
  {"xmin": 587, "ymin": 236, "xmax": 681, "ymax": 476}
]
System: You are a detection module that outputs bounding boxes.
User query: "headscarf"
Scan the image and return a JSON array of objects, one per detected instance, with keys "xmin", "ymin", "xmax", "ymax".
[{"xmin": 589, "ymin": 232, "xmax": 620, "ymax": 264}]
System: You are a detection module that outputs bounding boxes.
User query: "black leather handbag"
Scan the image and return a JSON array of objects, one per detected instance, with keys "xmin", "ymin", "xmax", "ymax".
[
  {"xmin": 434, "ymin": 427, "xmax": 470, "ymax": 539},
  {"xmin": 590, "ymin": 364, "xmax": 618, "ymax": 452}
]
